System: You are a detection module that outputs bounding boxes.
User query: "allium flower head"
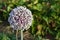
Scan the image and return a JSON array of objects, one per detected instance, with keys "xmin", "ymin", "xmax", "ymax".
[{"xmin": 8, "ymin": 6, "xmax": 33, "ymax": 30}]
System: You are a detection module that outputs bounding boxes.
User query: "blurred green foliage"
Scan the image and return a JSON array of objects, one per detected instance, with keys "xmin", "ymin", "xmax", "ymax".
[
  {"xmin": 0, "ymin": 0, "xmax": 60, "ymax": 40},
  {"xmin": 0, "ymin": 33, "xmax": 16, "ymax": 40}
]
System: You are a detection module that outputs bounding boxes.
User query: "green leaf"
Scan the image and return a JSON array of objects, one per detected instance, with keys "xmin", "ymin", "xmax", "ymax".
[
  {"xmin": 32, "ymin": 3, "xmax": 42, "ymax": 11},
  {"xmin": 7, "ymin": 6, "xmax": 11, "ymax": 12},
  {"xmin": 42, "ymin": 17, "xmax": 49, "ymax": 24},
  {"xmin": 56, "ymin": 31, "xmax": 60, "ymax": 39}
]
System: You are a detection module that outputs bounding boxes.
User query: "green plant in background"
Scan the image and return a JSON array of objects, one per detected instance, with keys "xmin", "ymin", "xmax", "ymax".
[
  {"xmin": 0, "ymin": 33, "xmax": 16, "ymax": 40},
  {"xmin": 0, "ymin": 33, "xmax": 10, "ymax": 40},
  {"xmin": 0, "ymin": 0, "xmax": 60, "ymax": 40}
]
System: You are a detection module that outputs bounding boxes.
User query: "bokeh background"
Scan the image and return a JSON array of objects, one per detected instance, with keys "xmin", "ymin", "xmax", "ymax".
[{"xmin": 0, "ymin": 0, "xmax": 60, "ymax": 40}]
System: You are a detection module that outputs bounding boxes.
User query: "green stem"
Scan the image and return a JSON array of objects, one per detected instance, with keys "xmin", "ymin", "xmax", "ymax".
[{"xmin": 21, "ymin": 30, "xmax": 23, "ymax": 40}]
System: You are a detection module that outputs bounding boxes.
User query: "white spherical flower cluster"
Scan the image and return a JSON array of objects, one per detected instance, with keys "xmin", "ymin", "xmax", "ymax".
[{"xmin": 8, "ymin": 6, "xmax": 33, "ymax": 30}]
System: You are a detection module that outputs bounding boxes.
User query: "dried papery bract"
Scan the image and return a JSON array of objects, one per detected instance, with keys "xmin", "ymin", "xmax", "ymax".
[{"xmin": 8, "ymin": 6, "xmax": 33, "ymax": 40}]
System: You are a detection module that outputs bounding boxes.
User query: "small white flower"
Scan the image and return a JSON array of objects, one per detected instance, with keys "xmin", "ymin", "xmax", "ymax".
[{"xmin": 8, "ymin": 6, "xmax": 33, "ymax": 30}]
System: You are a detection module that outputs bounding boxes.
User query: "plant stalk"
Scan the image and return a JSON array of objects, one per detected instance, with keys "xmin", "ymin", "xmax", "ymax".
[
  {"xmin": 21, "ymin": 30, "xmax": 23, "ymax": 40},
  {"xmin": 16, "ymin": 29, "xmax": 18, "ymax": 40}
]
